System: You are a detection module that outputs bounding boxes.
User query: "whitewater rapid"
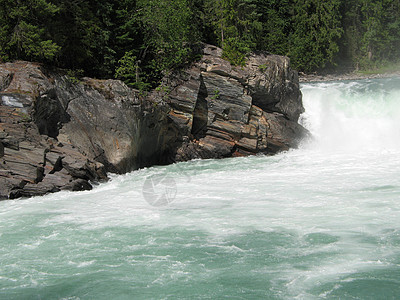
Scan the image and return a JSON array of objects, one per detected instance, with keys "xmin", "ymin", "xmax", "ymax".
[
  {"xmin": 0, "ymin": 77, "xmax": 400, "ymax": 299},
  {"xmin": 301, "ymin": 78, "xmax": 400, "ymax": 152}
]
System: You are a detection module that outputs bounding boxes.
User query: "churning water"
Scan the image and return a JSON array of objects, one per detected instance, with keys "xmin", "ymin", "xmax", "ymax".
[{"xmin": 1, "ymin": 77, "xmax": 400, "ymax": 299}]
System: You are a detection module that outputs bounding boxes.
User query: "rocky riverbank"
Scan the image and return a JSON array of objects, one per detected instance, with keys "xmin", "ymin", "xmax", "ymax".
[
  {"xmin": 299, "ymin": 70, "xmax": 400, "ymax": 83},
  {"xmin": 0, "ymin": 45, "xmax": 309, "ymax": 200}
]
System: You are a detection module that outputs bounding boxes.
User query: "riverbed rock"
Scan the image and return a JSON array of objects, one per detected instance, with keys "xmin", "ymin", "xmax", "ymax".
[{"xmin": 0, "ymin": 45, "xmax": 308, "ymax": 200}]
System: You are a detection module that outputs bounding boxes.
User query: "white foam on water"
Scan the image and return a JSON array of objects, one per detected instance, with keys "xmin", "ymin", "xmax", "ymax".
[
  {"xmin": 1, "ymin": 77, "xmax": 400, "ymax": 298},
  {"xmin": 300, "ymin": 78, "xmax": 400, "ymax": 153}
]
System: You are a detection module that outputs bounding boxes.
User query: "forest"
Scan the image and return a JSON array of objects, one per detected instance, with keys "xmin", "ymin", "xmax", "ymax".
[{"xmin": 1, "ymin": 0, "xmax": 399, "ymax": 89}]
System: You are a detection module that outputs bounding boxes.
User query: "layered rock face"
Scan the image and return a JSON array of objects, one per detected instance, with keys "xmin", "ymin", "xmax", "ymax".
[
  {"xmin": 158, "ymin": 45, "xmax": 308, "ymax": 160},
  {"xmin": 0, "ymin": 45, "xmax": 308, "ymax": 200},
  {"xmin": 0, "ymin": 62, "xmax": 107, "ymax": 199}
]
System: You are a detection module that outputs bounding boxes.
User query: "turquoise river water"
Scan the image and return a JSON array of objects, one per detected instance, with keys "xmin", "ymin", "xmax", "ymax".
[{"xmin": 1, "ymin": 77, "xmax": 400, "ymax": 299}]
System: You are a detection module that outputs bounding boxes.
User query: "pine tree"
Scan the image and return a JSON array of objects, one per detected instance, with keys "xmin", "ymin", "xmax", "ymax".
[
  {"xmin": 288, "ymin": 0, "xmax": 343, "ymax": 72},
  {"xmin": 0, "ymin": 0, "xmax": 60, "ymax": 62},
  {"xmin": 204, "ymin": 0, "xmax": 261, "ymax": 65}
]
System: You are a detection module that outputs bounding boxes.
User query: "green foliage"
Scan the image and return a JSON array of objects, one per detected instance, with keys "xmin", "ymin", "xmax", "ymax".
[
  {"xmin": 66, "ymin": 69, "xmax": 84, "ymax": 84},
  {"xmin": 359, "ymin": 0, "xmax": 400, "ymax": 69},
  {"xmin": 258, "ymin": 64, "xmax": 267, "ymax": 72},
  {"xmin": 136, "ymin": 0, "xmax": 199, "ymax": 72},
  {"xmin": 1, "ymin": 0, "xmax": 400, "ymax": 82},
  {"xmin": 222, "ymin": 38, "xmax": 250, "ymax": 66},
  {"xmin": 205, "ymin": 0, "xmax": 261, "ymax": 66},
  {"xmin": 18, "ymin": 111, "xmax": 31, "ymax": 123},
  {"xmin": 0, "ymin": 0, "xmax": 60, "ymax": 62},
  {"xmin": 155, "ymin": 85, "xmax": 171, "ymax": 94},
  {"xmin": 115, "ymin": 51, "xmax": 138, "ymax": 85},
  {"xmin": 254, "ymin": 0, "xmax": 291, "ymax": 56},
  {"xmin": 10, "ymin": 22, "xmax": 60, "ymax": 61},
  {"xmin": 115, "ymin": 49, "xmax": 151, "ymax": 91},
  {"xmin": 50, "ymin": 0, "xmax": 118, "ymax": 77},
  {"xmin": 341, "ymin": 0, "xmax": 400, "ymax": 70},
  {"xmin": 288, "ymin": 0, "xmax": 343, "ymax": 72},
  {"xmin": 155, "ymin": 85, "xmax": 171, "ymax": 101},
  {"xmin": 211, "ymin": 89, "xmax": 220, "ymax": 100}
]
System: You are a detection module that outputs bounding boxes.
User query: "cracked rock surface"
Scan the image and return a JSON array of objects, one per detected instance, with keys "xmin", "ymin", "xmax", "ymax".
[
  {"xmin": 0, "ymin": 46, "xmax": 309, "ymax": 200},
  {"xmin": 156, "ymin": 45, "xmax": 309, "ymax": 161}
]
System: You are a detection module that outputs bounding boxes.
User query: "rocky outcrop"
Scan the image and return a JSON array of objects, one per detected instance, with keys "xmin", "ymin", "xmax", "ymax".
[
  {"xmin": 0, "ymin": 62, "xmax": 178, "ymax": 199},
  {"xmin": 0, "ymin": 45, "xmax": 308, "ymax": 200},
  {"xmin": 156, "ymin": 45, "xmax": 308, "ymax": 161},
  {"xmin": 0, "ymin": 62, "xmax": 108, "ymax": 199}
]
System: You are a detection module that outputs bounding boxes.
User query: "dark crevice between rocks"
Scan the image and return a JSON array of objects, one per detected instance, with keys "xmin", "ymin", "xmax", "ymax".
[
  {"xmin": 251, "ymin": 93, "xmax": 279, "ymax": 115},
  {"xmin": 92, "ymin": 146, "xmax": 120, "ymax": 174},
  {"xmin": 0, "ymin": 72, "xmax": 13, "ymax": 92},
  {"xmin": 135, "ymin": 121, "xmax": 178, "ymax": 169},
  {"xmin": 191, "ymin": 75, "xmax": 208, "ymax": 139},
  {"xmin": 49, "ymin": 156, "xmax": 63, "ymax": 174},
  {"xmin": 0, "ymin": 141, "xmax": 4, "ymax": 158},
  {"xmin": 35, "ymin": 166, "xmax": 45, "ymax": 183},
  {"xmin": 33, "ymin": 88, "xmax": 70, "ymax": 138}
]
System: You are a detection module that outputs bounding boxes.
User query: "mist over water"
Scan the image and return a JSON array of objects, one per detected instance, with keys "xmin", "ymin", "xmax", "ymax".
[
  {"xmin": 1, "ymin": 77, "xmax": 400, "ymax": 299},
  {"xmin": 300, "ymin": 78, "xmax": 400, "ymax": 153}
]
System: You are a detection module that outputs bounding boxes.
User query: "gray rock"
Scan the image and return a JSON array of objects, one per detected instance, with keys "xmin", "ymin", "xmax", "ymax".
[
  {"xmin": 246, "ymin": 54, "xmax": 304, "ymax": 122},
  {"xmin": 0, "ymin": 66, "xmax": 108, "ymax": 199},
  {"xmin": 157, "ymin": 44, "xmax": 308, "ymax": 161},
  {"xmin": 0, "ymin": 44, "xmax": 309, "ymax": 200},
  {"xmin": 55, "ymin": 77, "xmax": 178, "ymax": 173}
]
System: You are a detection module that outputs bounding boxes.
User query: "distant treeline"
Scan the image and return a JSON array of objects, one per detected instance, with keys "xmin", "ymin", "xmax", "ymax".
[{"xmin": 1, "ymin": 0, "xmax": 399, "ymax": 89}]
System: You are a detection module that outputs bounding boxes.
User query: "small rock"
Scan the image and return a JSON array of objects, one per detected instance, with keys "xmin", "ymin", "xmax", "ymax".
[{"xmin": 62, "ymin": 179, "xmax": 92, "ymax": 191}]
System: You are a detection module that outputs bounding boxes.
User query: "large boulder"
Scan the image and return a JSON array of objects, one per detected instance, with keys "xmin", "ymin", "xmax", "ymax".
[
  {"xmin": 50, "ymin": 77, "xmax": 179, "ymax": 173},
  {"xmin": 0, "ymin": 61, "xmax": 181, "ymax": 199}
]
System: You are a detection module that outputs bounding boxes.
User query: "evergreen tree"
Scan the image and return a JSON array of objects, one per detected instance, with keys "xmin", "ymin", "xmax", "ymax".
[
  {"xmin": 341, "ymin": 0, "xmax": 400, "ymax": 70},
  {"xmin": 359, "ymin": 0, "xmax": 400, "ymax": 68},
  {"xmin": 49, "ymin": 0, "xmax": 117, "ymax": 77},
  {"xmin": 136, "ymin": 0, "xmax": 199, "ymax": 70},
  {"xmin": 205, "ymin": 0, "xmax": 262, "ymax": 65},
  {"xmin": 114, "ymin": 0, "xmax": 201, "ymax": 88},
  {"xmin": 0, "ymin": 0, "xmax": 60, "ymax": 62},
  {"xmin": 288, "ymin": 0, "xmax": 343, "ymax": 72},
  {"xmin": 254, "ymin": 0, "xmax": 291, "ymax": 56},
  {"xmin": 1, "ymin": 0, "xmax": 399, "ymax": 80}
]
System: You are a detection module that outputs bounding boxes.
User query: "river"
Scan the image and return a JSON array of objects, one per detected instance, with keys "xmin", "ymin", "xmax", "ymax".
[{"xmin": 1, "ymin": 77, "xmax": 400, "ymax": 299}]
